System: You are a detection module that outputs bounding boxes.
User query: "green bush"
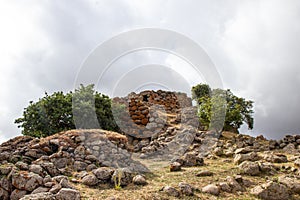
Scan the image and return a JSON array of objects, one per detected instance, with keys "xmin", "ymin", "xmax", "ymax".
[
  {"xmin": 15, "ymin": 84, "xmax": 119, "ymax": 137},
  {"xmin": 192, "ymin": 84, "xmax": 254, "ymax": 133}
]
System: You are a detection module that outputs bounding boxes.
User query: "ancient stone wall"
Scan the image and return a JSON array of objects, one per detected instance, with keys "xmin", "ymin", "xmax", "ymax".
[{"xmin": 112, "ymin": 90, "xmax": 193, "ymax": 139}]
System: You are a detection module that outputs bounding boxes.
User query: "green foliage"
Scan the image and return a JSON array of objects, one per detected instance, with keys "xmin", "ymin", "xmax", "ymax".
[
  {"xmin": 191, "ymin": 83, "xmax": 211, "ymax": 103},
  {"xmin": 111, "ymin": 102, "xmax": 127, "ymax": 128},
  {"xmin": 194, "ymin": 84, "xmax": 254, "ymax": 133},
  {"xmin": 15, "ymin": 84, "xmax": 119, "ymax": 137},
  {"xmin": 113, "ymin": 169, "xmax": 123, "ymax": 190},
  {"xmin": 15, "ymin": 91, "xmax": 74, "ymax": 137}
]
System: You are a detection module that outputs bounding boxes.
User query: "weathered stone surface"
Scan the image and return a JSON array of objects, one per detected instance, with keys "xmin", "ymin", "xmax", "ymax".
[
  {"xmin": 162, "ymin": 186, "xmax": 180, "ymax": 197},
  {"xmin": 181, "ymin": 153, "xmax": 204, "ymax": 167},
  {"xmin": 178, "ymin": 182, "xmax": 193, "ymax": 196},
  {"xmin": 49, "ymin": 184, "xmax": 61, "ymax": 194},
  {"xmin": 278, "ymin": 176, "xmax": 300, "ymax": 194},
  {"xmin": 196, "ymin": 170, "xmax": 213, "ymax": 177},
  {"xmin": 31, "ymin": 187, "xmax": 50, "ymax": 194},
  {"xmin": 219, "ymin": 182, "xmax": 231, "ymax": 192},
  {"xmin": 263, "ymin": 154, "xmax": 288, "ymax": 163},
  {"xmin": 226, "ymin": 176, "xmax": 244, "ymax": 192},
  {"xmin": 92, "ymin": 167, "xmax": 114, "ymax": 181},
  {"xmin": 0, "ymin": 164, "xmax": 15, "ymax": 175},
  {"xmin": 10, "ymin": 189, "xmax": 27, "ymax": 200},
  {"xmin": 132, "ymin": 175, "xmax": 147, "ymax": 185},
  {"xmin": 82, "ymin": 174, "xmax": 98, "ymax": 186},
  {"xmin": 20, "ymin": 192, "xmax": 55, "ymax": 200},
  {"xmin": 251, "ymin": 181, "xmax": 290, "ymax": 200},
  {"xmin": 0, "ymin": 188, "xmax": 9, "ymax": 200},
  {"xmin": 15, "ymin": 162, "xmax": 29, "ymax": 170},
  {"xmin": 234, "ymin": 152, "xmax": 260, "ymax": 165},
  {"xmin": 29, "ymin": 164, "xmax": 45, "ymax": 176},
  {"xmin": 111, "ymin": 168, "xmax": 133, "ymax": 186},
  {"xmin": 239, "ymin": 161, "xmax": 260, "ymax": 176},
  {"xmin": 294, "ymin": 158, "xmax": 300, "ymax": 168},
  {"xmin": 258, "ymin": 162, "xmax": 277, "ymax": 174},
  {"xmin": 55, "ymin": 188, "xmax": 81, "ymax": 200},
  {"xmin": 0, "ymin": 176, "xmax": 12, "ymax": 192},
  {"xmin": 202, "ymin": 184, "xmax": 220, "ymax": 196},
  {"xmin": 41, "ymin": 162, "xmax": 60, "ymax": 177},
  {"xmin": 12, "ymin": 171, "xmax": 43, "ymax": 191},
  {"xmin": 73, "ymin": 161, "xmax": 88, "ymax": 172}
]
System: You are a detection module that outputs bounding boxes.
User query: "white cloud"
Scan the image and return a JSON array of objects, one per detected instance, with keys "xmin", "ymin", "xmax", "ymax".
[{"xmin": 0, "ymin": 0, "xmax": 300, "ymax": 142}]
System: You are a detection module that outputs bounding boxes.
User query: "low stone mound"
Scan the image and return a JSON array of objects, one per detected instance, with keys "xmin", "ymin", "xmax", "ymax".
[{"xmin": 0, "ymin": 129, "xmax": 149, "ymax": 200}]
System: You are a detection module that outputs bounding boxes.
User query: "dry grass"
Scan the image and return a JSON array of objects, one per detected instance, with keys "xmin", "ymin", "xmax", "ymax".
[{"xmin": 71, "ymin": 157, "xmax": 297, "ymax": 200}]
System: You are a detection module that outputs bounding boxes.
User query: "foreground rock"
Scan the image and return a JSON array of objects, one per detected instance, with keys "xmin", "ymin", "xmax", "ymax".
[
  {"xmin": 202, "ymin": 184, "xmax": 220, "ymax": 196},
  {"xmin": 251, "ymin": 181, "xmax": 290, "ymax": 200},
  {"xmin": 0, "ymin": 129, "xmax": 150, "ymax": 199},
  {"xmin": 239, "ymin": 161, "xmax": 260, "ymax": 176}
]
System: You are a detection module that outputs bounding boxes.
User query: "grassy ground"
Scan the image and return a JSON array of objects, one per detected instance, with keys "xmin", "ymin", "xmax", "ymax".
[{"xmin": 72, "ymin": 156, "xmax": 300, "ymax": 200}]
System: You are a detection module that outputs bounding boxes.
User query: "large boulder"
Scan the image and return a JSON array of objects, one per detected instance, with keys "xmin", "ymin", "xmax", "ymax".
[
  {"xmin": 92, "ymin": 167, "xmax": 114, "ymax": 182},
  {"xmin": 178, "ymin": 182, "xmax": 193, "ymax": 196},
  {"xmin": 239, "ymin": 161, "xmax": 260, "ymax": 176},
  {"xmin": 263, "ymin": 154, "xmax": 288, "ymax": 163},
  {"xmin": 20, "ymin": 192, "xmax": 54, "ymax": 200},
  {"xmin": 234, "ymin": 152, "xmax": 260, "ymax": 165},
  {"xmin": 55, "ymin": 188, "xmax": 81, "ymax": 200},
  {"xmin": 202, "ymin": 184, "xmax": 220, "ymax": 196},
  {"xmin": 251, "ymin": 181, "xmax": 290, "ymax": 200},
  {"xmin": 12, "ymin": 171, "xmax": 43, "ymax": 192},
  {"xmin": 10, "ymin": 189, "xmax": 27, "ymax": 200},
  {"xmin": 278, "ymin": 176, "xmax": 300, "ymax": 194},
  {"xmin": 82, "ymin": 174, "xmax": 98, "ymax": 186}
]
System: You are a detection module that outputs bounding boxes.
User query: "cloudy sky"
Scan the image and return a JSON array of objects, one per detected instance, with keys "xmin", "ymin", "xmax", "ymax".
[{"xmin": 0, "ymin": 0, "xmax": 300, "ymax": 142}]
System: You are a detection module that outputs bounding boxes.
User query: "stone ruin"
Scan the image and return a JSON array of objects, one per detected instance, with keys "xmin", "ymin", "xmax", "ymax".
[
  {"xmin": 4, "ymin": 90, "xmax": 300, "ymax": 199},
  {"xmin": 112, "ymin": 90, "xmax": 196, "ymax": 139}
]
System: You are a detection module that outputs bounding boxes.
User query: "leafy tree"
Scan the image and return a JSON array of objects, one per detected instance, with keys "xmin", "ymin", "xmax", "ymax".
[
  {"xmin": 191, "ymin": 83, "xmax": 211, "ymax": 103},
  {"xmin": 15, "ymin": 84, "xmax": 119, "ymax": 137},
  {"xmin": 193, "ymin": 84, "xmax": 254, "ymax": 133}
]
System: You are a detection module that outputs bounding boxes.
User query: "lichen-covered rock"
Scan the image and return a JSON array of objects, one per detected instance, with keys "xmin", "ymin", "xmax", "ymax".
[
  {"xmin": 234, "ymin": 152, "xmax": 260, "ymax": 165},
  {"xmin": 239, "ymin": 161, "xmax": 260, "ymax": 176},
  {"xmin": 15, "ymin": 162, "xmax": 29, "ymax": 170},
  {"xmin": 55, "ymin": 188, "xmax": 81, "ymax": 200},
  {"xmin": 82, "ymin": 174, "xmax": 98, "ymax": 186},
  {"xmin": 251, "ymin": 181, "xmax": 290, "ymax": 200},
  {"xmin": 181, "ymin": 153, "xmax": 204, "ymax": 167},
  {"xmin": 92, "ymin": 167, "xmax": 114, "ymax": 182},
  {"xmin": 0, "ymin": 188, "xmax": 9, "ymax": 200},
  {"xmin": 162, "ymin": 186, "xmax": 180, "ymax": 197},
  {"xmin": 226, "ymin": 176, "xmax": 244, "ymax": 192},
  {"xmin": 41, "ymin": 162, "xmax": 60, "ymax": 177},
  {"xmin": 0, "ymin": 176, "xmax": 12, "ymax": 192},
  {"xmin": 278, "ymin": 176, "xmax": 300, "ymax": 194},
  {"xmin": 219, "ymin": 182, "xmax": 231, "ymax": 192},
  {"xmin": 10, "ymin": 189, "xmax": 27, "ymax": 200},
  {"xmin": 29, "ymin": 164, "xmax": 45, "ymax": 176},
  {"xmin": 20, "ymin": 192, "xmax": 55, "ymax": 200},
  {"xmin": 263, "ymin": 154, "xmax": 288, "ymax": 163},
  {"xmin": 12, "ymin": 171, "xmax": 43, "ymax": 191}
]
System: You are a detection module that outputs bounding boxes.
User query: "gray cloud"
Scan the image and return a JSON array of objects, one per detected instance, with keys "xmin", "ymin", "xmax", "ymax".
[{"xmin": 0, "ymin": 0, "xmax": 300, "ymax": 142}]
